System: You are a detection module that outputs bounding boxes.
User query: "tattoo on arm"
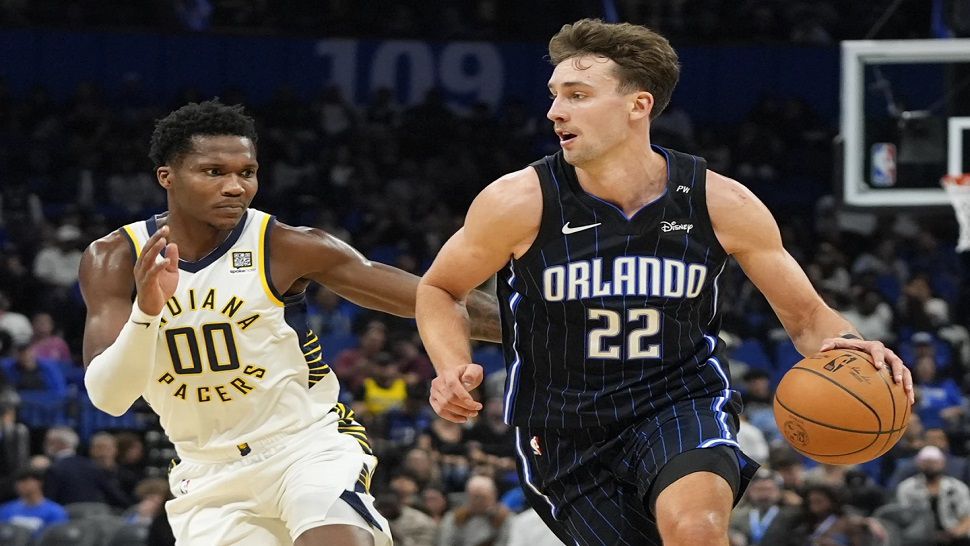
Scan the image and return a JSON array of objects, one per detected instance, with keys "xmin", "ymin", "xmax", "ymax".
[{"xmin": 466, "ymin": 289, "xmax": 501, "ymax": 343}]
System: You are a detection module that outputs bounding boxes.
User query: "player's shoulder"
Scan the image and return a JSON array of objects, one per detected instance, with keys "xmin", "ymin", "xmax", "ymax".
[
  {"xmin": 705, "ymin": 170, "xmax": 778, "ymax": 254},
  {"xmin": 82, "ymin": 229, "xmax": 134, "ymax": 267},
  {"xmin": 474, "ymin": 166, "xmax": 542, "ymax": 215},
  {"xmin": 79, "ymin": 228, "xmax": 136, "ymax": 295},
  {"xmin": 704, "ymin": 170, "xmax": 759, "ymax": 208}
]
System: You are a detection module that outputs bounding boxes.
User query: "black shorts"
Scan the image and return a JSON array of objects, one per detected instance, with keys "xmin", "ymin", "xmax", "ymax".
[{"xmin": 513, "ymin": 398, "xmax": 760, "ymax": 545}]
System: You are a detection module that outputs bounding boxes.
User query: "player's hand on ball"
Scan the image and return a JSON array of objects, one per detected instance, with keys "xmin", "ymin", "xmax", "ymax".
[
  {"xmin": 819, "ymin": 336, "xmax": 914, "ymax": 404},
  {"xmin": 430, "ymin": 363, "xmax": 484, "ymax": 423},
  {"xmin": 134, "ymin": 225, "xmax": 180, "ymax": 316}
]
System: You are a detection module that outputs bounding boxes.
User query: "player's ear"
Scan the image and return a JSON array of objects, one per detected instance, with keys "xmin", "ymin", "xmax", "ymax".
[
  {"xmin": 630, "ymin": 91, "xmax": 653, "ymax": 121},
  {"xmin": 157, "ymin": 166, "xmax": 173, "ymax": 189}
]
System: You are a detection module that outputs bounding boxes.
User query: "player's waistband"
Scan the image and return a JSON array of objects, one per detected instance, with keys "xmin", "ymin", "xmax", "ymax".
[{"xmin": 173, "ymin": 407, "xmax": 339, "ymax": 464}]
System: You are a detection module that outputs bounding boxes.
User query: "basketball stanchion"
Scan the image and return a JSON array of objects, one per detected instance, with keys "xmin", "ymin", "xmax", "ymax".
[{"xmin": 942, "ymin": 173, "xmax": 970, "ymax": 253}]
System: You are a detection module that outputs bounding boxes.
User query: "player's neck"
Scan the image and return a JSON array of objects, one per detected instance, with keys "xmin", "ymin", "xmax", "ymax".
[
  {"xmin": 574, "ymin": 144, "xmax": 667, "ymax": 217},
  {"xmin": 162, "ymin": 211, "xmax": 236, "ymax": 262}
]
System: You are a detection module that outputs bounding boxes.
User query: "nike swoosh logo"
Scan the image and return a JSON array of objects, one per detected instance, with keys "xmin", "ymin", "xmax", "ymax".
[
  {"xmin": 561, "ymin": 222, "xmax": 602, "ymax": 235},
  {"xmin": 131, "ymin": 321, "xmax": 151, "ymax": 328}
]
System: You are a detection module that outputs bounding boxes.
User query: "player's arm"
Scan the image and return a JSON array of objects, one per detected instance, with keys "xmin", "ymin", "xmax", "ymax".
[
  {"xmin": 81, "ymin": 226, "xmax": 179, "ymax": 416},
  {"xmin": 416, "ymin": 168, "xmax": 541, "ymax": 422},
  {"xmin": 270, "ymin": 223, "xmax": 501, "ymax": 342},
  {"xmin": 707, "ymin": 172, "xmax": 913, "ymax": 401}
]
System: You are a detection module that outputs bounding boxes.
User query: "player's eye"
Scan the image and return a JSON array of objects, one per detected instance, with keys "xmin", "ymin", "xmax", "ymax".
[
  {"xmin": 571, "ymin": 93, "xmax": 586, "ymax": 100},
  {"xmin": 241, "ymin": 169, "xmax": 255, "ymax": 178},
  {"xmin": 548, "ymin": 93, "xmax": 557, "ymax": 100},
  {"xmin": 204, "ymin": 168, "xmax": 221, "ymax": 176}
]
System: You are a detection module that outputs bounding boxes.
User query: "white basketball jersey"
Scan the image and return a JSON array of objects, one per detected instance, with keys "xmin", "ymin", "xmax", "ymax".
[{"xmin": 120, "ymin": 209, "xmax": 340, "ymax": 459}]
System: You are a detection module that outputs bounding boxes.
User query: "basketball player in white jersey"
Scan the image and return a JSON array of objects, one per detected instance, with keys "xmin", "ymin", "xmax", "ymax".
[{"xmin": 79, "ymin": 100, "xmax": 499, "ymax": 545}]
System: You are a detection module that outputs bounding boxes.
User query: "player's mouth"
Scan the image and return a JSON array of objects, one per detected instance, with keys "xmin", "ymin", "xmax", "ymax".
[{"xmin": 556, "ymin": 129, "xmax": 579, "ymax": 147}]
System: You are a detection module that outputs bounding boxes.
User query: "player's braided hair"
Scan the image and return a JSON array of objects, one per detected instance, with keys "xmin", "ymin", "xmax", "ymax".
[
  {"xmin": 548, "ymin": 18, "xmax": 680, "ymax": 119},
  {"xmin": 148, "ymin": 99, "xmax": 257, "ymax": 167}
]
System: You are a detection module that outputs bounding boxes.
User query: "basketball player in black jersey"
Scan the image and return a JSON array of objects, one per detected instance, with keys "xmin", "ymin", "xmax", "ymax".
[{"xmin": 416, "ymin": 19, "xmax": 914, "ymax": 546}]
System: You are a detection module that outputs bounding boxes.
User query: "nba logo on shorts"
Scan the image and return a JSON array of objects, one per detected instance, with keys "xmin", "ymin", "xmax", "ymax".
[
  {"xmin": 530, "ymin": 435, "xmax": 542, "ymax": 456},
  {"xmin": 870, "ymin": 143, "xmax": 897, "ymax": 187}
]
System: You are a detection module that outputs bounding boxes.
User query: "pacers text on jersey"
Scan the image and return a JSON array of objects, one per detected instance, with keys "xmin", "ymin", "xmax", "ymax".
[{"xmin": 542, "ymin": 257, "xmax": 708, "ymax": 302}]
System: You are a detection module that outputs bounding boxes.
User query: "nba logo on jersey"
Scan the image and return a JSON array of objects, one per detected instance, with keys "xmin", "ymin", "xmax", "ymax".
[{"xmin": 232, "ymin": 251, "xmax": 254, "ymax": 269}]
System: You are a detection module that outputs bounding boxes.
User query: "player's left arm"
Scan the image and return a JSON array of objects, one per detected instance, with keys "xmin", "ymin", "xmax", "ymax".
[
  {"xmin": 707, "ymin": 171, "xmax": 913, "ymax": 401},
  {"xmin": 269, "ymin": 222, "xmax": 501, "ymax": 342}
]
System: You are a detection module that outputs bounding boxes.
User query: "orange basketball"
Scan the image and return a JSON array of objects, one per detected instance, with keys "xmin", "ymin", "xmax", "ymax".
[{"xmin": 773, "ymin": 349, "xmax": 910, "ymax": 464}]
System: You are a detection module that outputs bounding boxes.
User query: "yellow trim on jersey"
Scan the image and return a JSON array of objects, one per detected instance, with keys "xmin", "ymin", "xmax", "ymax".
[
  {"xmin": 123, "ymin": 225, "xmax": 143, "ymax": 259},
  {"xmin": 258, "ymin": 214, "xmax": 285, "ymax": 307}
]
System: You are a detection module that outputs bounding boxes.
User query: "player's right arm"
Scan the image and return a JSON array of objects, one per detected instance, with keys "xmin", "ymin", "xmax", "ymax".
[
  {"xmin": 416, "ymin": 167, "xmax": 541, "ymax": 423},
  {"xmin": 81, "ymin": 226, "xmax": 179, "ymax": 416}
]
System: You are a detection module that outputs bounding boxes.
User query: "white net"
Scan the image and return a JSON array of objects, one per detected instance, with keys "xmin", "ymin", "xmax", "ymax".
[{"xmin": 943, "ymin": 175, "xmax": 970, "ymax": 252}]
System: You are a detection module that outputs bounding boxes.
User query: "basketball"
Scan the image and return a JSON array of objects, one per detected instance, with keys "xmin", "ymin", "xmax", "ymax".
[{"xmin": 773, "ymin": 349, "xmax": 910, "ymax": 465}]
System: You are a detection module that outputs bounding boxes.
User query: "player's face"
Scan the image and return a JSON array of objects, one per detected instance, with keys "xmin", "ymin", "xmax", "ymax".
[
  {"xmin": 547, "ymin": 56, "xmax": 648, "ymax": 166},
  {"xmin": 160, "ymin": 135, "xmax": 258, "ymax": 230}
]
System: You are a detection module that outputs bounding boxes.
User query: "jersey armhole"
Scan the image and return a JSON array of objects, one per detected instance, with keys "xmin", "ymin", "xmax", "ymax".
[
  {"xmin": 259, "ymin": 215, "xmax": 286, "ymax": 307},
  {"xmin": 512, "ymin": 159, "xmax": 557, "ymax": 265},
  {"xmin": 119, "ymin": 225, "xmax": 142, "ymax": 262},
  {"xmin": 693, "ymin": 167, "xmax": 729, "ymax": 260}
]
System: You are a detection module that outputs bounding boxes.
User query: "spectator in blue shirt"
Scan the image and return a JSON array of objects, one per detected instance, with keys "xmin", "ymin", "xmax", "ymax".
[
  {"xmin": 0, "ymin": 468, "xmax": 68, "ymax": 537},
  {"xmin": 913, "ymin": 354, "xmax": 966, "ymax": 430},
  {"xmin": 0, "ymin": 344, "xmax": 67, "ymax": 397}
]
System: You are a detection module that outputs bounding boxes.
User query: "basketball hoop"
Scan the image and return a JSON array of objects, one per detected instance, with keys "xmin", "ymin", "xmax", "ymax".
[{"xmin": 942, "ymin": 174, "xmax": 970, "ymax": 252}]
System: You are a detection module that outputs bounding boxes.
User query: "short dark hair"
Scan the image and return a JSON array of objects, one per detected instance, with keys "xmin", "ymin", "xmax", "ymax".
[
  {"xmin": 148, "ymin": 99, "xmax": 258, "ymax": 167},
  {"xmin": 548, "ymin": 19, "xmax": 680, "ymax": 119},
  {"xmin": 15, "ymin": 468, "xmax": 44, "ymax": 482}
]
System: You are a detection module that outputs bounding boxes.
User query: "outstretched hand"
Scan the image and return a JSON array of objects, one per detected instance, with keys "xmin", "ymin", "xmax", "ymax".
[
  {"xmin": 134, "ymin": 225, "xmax": 180, "ymax": 316},
  {"xmin": 429, "ymin": 363, "xmax": 484, "ymax": 423},
  {"xmin": 819, "ymin": 336, "xmax": 914, "ymax": 404}
]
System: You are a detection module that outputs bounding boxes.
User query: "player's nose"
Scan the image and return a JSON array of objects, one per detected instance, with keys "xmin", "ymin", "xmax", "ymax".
[
  {"xmin": 546, "ymin": 98, "xmax": 568, "ymax": 123},
  {"xmin": 222, "ymin": 175, "xmax": 246, "ymax": 195}
]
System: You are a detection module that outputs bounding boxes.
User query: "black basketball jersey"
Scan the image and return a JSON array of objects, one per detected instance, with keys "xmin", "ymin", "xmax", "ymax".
[{"xmin": 497, "ymin": 146, "xmax": 741, "ymax": 429}]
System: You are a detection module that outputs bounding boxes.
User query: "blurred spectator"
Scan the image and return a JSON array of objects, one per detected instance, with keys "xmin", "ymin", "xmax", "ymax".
[
  {"xmin": 736, "ymin": 412, "xmax": 769, "ymax": 465},
  {"xmin": 770, "ymin": 447, "xmax": 807, "ymax": 508},
  {"xmin": 0, "ymin": 291, "xmax": 31, "ymax": 346},
  {"xmin": 389, "ymin": 473, "xmax": 422, "ymax": 509},
  {"xmin": 436, "ymin": 474, "xmax": 510, "ymax": 546},
  {"xmin": 125, "ymin": 478, "xmax": 168, "ymax": 526},
  {"xmin": 913, "ymin": 354, "xmax": 966, "ymax": 430},
  {"xmin": 806, "ymin": 242, "xmax": 851, "ymax": 298},
  {"xmin": 898, "ymin": 274, "xmax": 951, "ymax": 333},
  {"xmin": 375, "ymin": 491, "xmax": 438, "ymax": 546},
  {"xmin": 28, "ymin": 312, "xmax": 71, "ymax": 363},
  {"xmin": 896, "ymin": 446, "xmax": 970, "ymax": 545},
  {"xmin": 31, "ymin": 224, "xmax": 83, "ymax": 290},
  {"xmin": 740, "ymin": 369, "xmax": 780, "ymax": 444},
  {"xmin": 360, "ymin": 353, "xmax": 408, "ymax": 418},
  {"xmin": 0, "ymin": 343, "xmax": 67, "ymax": 395},
  {"xmin": 90, "ymin": 431, "xmax": 136, "ymax": 503},
  {"xmin": 393, "ymin": 335, "xmax": 435, "ymax": 387},
  {"xmin": 306, "ymin": 286, "xmax": 355, "ymax": 338},
  {"xmin": 422, "ymin": 486, "xmax": 450, "ymax": 524},
  {"xmin": 507, "ymin": 507, "xmax": 565, "ymax": 546},
  {"xmin": 401, "ymin": 447, "xmax": 443, "ymax": 491},
  {"xmin": 839, "ymin": 288, "xmax": 895, "ymax": 344},
  {"xmin": 889, "ymin": 429, "xmax": 970, "ymax": 493},
  {"xmin": 385, "ymin": 383, "xmax": 435, "ymax": 448},
  {"xmin": 0, "ymin": 468, "xmax": 67, "ymax": 538},
  {"xmin": 730, "ymin": 469, "xmax": 798, "ymax": 546},
  {"xmin": 333, "ymin": 319, "xmax": 388, "ymax": 394},
  {"xmin": 785, "ymin": 483, "xmax": 876, "ymax": 546},
  {"xmin": 43, "ymin": 426, "xmax": 130, "ymax": 508},
  {"xmin": 0, "ymin": 389, "xmax": 29, "ymax": 501},
  {"xmin": 116, "ymin": 431, "xmax": 147, "ymax": 493}
]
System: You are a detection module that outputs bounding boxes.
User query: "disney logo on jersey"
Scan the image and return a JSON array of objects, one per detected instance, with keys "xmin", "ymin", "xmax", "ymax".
[{"xmin": 660, "ymin": 220, "xmax": 693, "ymax": 233}]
